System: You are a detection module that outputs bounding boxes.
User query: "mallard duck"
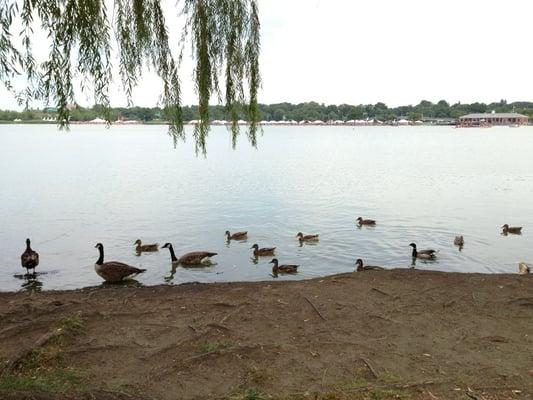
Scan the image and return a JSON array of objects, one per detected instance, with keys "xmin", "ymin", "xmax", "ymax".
[
  {"xmin": 250, "ymin": 244, "xmax": 276, "ymax": 257},
  {"xmin": 502, "ymin": 224, "xmax": 522, "ymax": 235},
  {"xmin": 225, "ymin": 231, "xmax": 248, "ymax": 240},
  {"xmin": 454, "ymin": 235, "xmax": 464, "ymax": 246},
  {"xmin": 296, "ymin": 232, "xmax": 319, "ymax": 242},
  {"xmin": 355, "ymin": 259, "xmax": 384, "ymax": 271},
  {"xmin": 134, "ymin": 239, "xmax": 158, "ymax": 252},
  {"xmin": 409, "ymin": 243, "xmax": 437, "ymax": 260},
  {"xmin": 94, "ymin": 243, "xmax": 146, "ymax": 283},
  {"xmin": 519, "ymin": 262, "xmax": 530, "ymax": 274},
  {"xmin": 161, "ymin": 243, "xmax": 217, "ymax": 265},
  {"xmin": 269, "ymin": 258, "xmax": 298, "ymax": 274},
  {"xmin": 21, "ymin": 238, "xmax": 39, "ymax": 274},
  {"xmin": 356, "ymin": 217, "xmax": 376, "ymax": 226}
]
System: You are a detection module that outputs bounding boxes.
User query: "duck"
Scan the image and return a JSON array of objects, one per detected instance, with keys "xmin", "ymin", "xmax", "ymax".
[
  {"xmin": 134, "ymin": 239, "xmax": 159, "ymax": 252},
  {"xmin": 356, "ymin": 217, "xmax": 376, "ymax": 226},
  {"xmin": 454, "ymin": 235, "xmax": 464, "ymax": 246},
  {"xmin": 250, "ymin": 244, "xmax": 276, "ymax": 257},
  {"xmin": 225, "ymin": 231, "xmax": 248, "ymax": 240},
  {"xmin": 270, "ymin": 258, "xmax": 299, "ymax": 274},
  {"xmin": 296, "ymin": 232, "xmax": 319, "ymax": 242},
  {"xmin": 21, "ymin": 238, "xmax": 39, "ymax": 275},
  {"xmin": 502, "ymin": 224, "xmax": 522, "ymax": 235},
  {"xmin": 355, "ymin": 259, "xmax": 384, "ymax": 271},
  {"xmin": 161, "ymin": 243, "xmax": 217, "ymax": 266},
  {"xmin": 94, "ymin": 243, "xmax": 146, "ymax": 283},
  {"xmin": 409, "ymin": 243, "xmax": 437, "ymax": 260},
  {"xmin": 519, "ymin": 262, "xmax": 530, "ymax": 274}
]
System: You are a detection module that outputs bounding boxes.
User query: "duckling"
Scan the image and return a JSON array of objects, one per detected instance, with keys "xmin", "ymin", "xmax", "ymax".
[
  {"xmin": 134, "ymin": 239, "xmax": 159, "ymax": 253},
  {"xmin": 296, "ymin": 232, "xmax": 319, "ymax": 242},
  {"xmin": 161, "ymin": 243, "xmax": 217, "ymax": 266},
  {"xmin": 356, "ymin": 217, "xmax": 376, "ymax": 226},
  {"xmin": 225, "ymin": 231, "xmax": 248, "ymax": 240},
  {"xmin": 409, "ymin": 243, "xmax": 437, "ymax": 260},
  {"xmin": 454, "ymin": 235, "xmax": 464, "ymax": 246},
  {"xmin": 94, "ymin": 243, "xmax": 146, "ymax": 283},
  {"xmin": 355, "ymin": 259, "xmax": 384, "ymax": 271},
  {"xmin": 519, "ymin": 262, "xmax": 530, "ymax": 274},
  {"xmin": 21, "ymin": 238, "xmax": 39, "ymax": 275},
  {"xmin": 502, "ymin": 224, "xmax": 522, "ymax": 235},
  {"xmin": 250, "ymin": 244, "xmax": 276, "ymax": 257},
  {"xmin": 269, "ymin": 258, "xmax": 298, "ymax": 274}
]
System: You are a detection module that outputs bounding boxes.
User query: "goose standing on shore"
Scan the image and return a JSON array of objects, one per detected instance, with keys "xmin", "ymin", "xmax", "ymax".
[
  {"xmin": 21, "ymin": 238, "xmax": 39, "ymax": 275},
  {"xmin": 94, "ymin": 243, "xmax": 146, "ymax": 282},
  {"xmin": 161, "ymin": 243, "xmax": 217, "ymax": 266},
  {"xmin": 355, "ymin": 259, "xmax": 384, "ymax": 271},
  {"xmin": 250, "ymin": 244, "xmax": 276, "ymax": 257},
  {"xmin": 225, "ymin": 231, "xmax": 248, "ymax": 241},
  {"xmin": 134, "ymin": 239, "xmax": 158, "ymax": 253},
  {"xmin": 409, "ymin": 243, "xmax": 437, "ymax": 260},
  {"xmin": 356, "ymin": 217, "xmax": 376, "ymax": 226},
  {"xmin": 502, "ymin": 224, "xmax": 522, "ymax": 235}
]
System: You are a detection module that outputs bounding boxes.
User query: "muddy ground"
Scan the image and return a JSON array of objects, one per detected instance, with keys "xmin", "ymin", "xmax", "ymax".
[{"xmin": 1, "ymin": 269, "xmax": 532, "ymax": 399}]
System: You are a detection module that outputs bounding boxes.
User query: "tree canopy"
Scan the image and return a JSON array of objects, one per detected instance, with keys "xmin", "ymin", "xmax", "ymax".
[{"xmin": 0, "ymin": 0, "xmax": 260, "ymax": 154}]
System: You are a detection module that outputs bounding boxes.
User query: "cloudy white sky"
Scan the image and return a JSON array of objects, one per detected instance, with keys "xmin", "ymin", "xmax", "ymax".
[{"xmin": 1, "ymin": 0, "xmax": 533, "ymax": 109}]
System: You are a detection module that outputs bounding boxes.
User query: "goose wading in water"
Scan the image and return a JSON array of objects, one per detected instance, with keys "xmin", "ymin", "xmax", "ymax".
[
  {"xmin": 502, "ymin": 224, "xmax": 522, "ymax": 235},
  {"xmin": 356, "ymin": 217, "xmax": 376, "ymax": 226},
  {"xmin": 409, "ymin": 243, "xmax": 437, "ymax": 260},
  {"xmin": 225, "ymin": 231, "xmax": 248, "ymax": 240},
  {"xmin": 161, "ymin": 243, "xmax": 217, "ymax": 266},
  {"xmin": 296, "ymin": 232, "xmax": 319, "ymax": 242},
  {"xmin": 21, "ymin": 238, "xmax": 39, "ymax": 275},
  {"xmin": 519, "ymin": 262, "xmax": 530, "ymax": 274},
  {"xmin": 355, "ymin": 259, "xmax": 384, "ymax": 271},
  {"xmin": 250, "ymin": 244, "xmax": 276, "ymax": 257},
  {"xmin": 94, "ymin": 243, "xmax": 146, "ymax": 283},
  {"xmin": 270, "ymin": 258, "xmax": 299, "ymax": 274},
  {"xmin": 134, "ymin": 239, "xmax": 158, "ymax": 253}
]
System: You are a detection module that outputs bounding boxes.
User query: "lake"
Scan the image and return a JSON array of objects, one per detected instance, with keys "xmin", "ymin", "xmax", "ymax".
[{"xmin": 1, "ymin": 124, "xmax": 532, "ymax": 292}]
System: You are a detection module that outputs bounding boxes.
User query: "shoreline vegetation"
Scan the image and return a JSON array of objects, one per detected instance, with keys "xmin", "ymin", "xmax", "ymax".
[
  {"xmin": 1, "ymin": 269, "xmax": 532, "ymax": 399},
  {"xmin": 2, "ymin": 100, "xmax": 533, "ymax": 126}
]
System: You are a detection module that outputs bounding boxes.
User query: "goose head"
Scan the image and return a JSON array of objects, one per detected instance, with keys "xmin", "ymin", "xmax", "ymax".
[
  {"xmin": 250, "ymin": 244, "xmax": 259, "ymax": 250},
  {"xmin": 225, "ymin": 230, "xmax": 231, "ymax": 238},
  {"xmin": 502, "ymin": 224, "xmax": 509, "ymax": 229},
  {"xmin": 355, "ymin": 259, "xmax": 363, "ymax": 271},
  {"xmin": 94, "ymin": 243, "xmax": 103, "ymax": 250},
  {"xmin": 356, "ymin": 217, "xmax": 363, "ymax": 222},
  {"xmin": 409, "ymin": 243, "xmax": 417, "ymax": 249},
  {"xmin": 296, "ymin": 232, "xmax": 303, "ymax": 239},
  {"xmin": 161, "ymin": 243, "xmax": 173, "ymax": 250},
  {"xmin": 134, "ymin": 239, "xmax": 142, "ymax": 246}
]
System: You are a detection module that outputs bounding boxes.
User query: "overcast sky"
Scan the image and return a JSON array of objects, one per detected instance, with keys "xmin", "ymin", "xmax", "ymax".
[{"xmin": 1, "ymin": 0, "xmax": 533, "ymax": 110}]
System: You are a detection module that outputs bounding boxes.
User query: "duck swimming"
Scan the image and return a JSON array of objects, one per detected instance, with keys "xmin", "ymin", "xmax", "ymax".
[
  {"xmin": 409, "ymin": 243, "xmax": 437, "ymax": 260},
  {"xmin": 296, "ymin": 232, "xmax": 319, "ymax": 242},
  {"xmin": 269, "ymin": 258, "xmax": 298, "ymax": 274},
  {"xmin": 134, "ymin": 239, "xmax": 158, "ymax": 253},
  {"xmin": 502, "ymin": 224, "xmax": 522, "ymax": 235},
  {"xmin": 161, "ymin": 243, "xmax": 217, "ymax": 266},
  {"xmin": 250, "ymin": 244, "xmax": 276, "ymax": 257},
  {"xmin": 94, "ymin": 243, "xmax": 146, "ymax": 283},
  {"xmin": 355, "ymin": 259, "xmax": 384, "ymax": 271},
  {"xmin": 225, "ymin": 231, "xmax": 248, "ymax": 240},
  {"xmin": 356, "ymin": 217, "xmax": 376, "ymax": 226},
  {"xmin": 21, "ymin": 238, "xmax": 39, "ymax": 275}
]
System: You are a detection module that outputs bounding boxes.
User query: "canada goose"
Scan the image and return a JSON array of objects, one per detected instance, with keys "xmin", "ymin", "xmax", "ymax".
[
  {"xmin": 225, "ymin": 231, "xmax": 248, "ymax": 240},
  {"xmin": 270, "ymin": 258, "xmax": 298, "ymax": 274},
  {"xmin": 94, "ymin": 243, "xmax": 146, "ymax": 282},
  {"xmin": 409, "ymin": 243, "xmax": 437, "ymax": 260},
  {"xmin": 250, "ymin": 244, "xmax": 276, "ymax": 257},
  {"xmin": 355, "ymin": 259, "xmax": 384, "ymax": 271},
  {"xmin": 356, "ymin": 217, "xmax": 376, "ymax": 226},
  {"xmin": 502, "ymin": 224, "xmax": 522, "ymax": 235},
  {"xmin": 21, "ymin": 238, "xmax": 39, "ymax": 274},
  {"xmin": 161, "ymin": 243, "xmax": 217, "ymax": 266},
  {"xmin": 134, "ymin": 239, "xmax": 158, "ymax": 252},
  {"xmin": 296, "ymin": 232, "xmax": 319, "ymax": 242},
  {"xmin": 519, "ymin": 262, "xmax": 530, "ymax": 274},
  {"xmin": 454, "ymin": 236, "xmax": 464, "ymax": 246}
]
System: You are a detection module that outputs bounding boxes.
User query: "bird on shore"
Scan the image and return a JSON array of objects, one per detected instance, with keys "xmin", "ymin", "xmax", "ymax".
[
  {"xmin": 296, "ymin": 232, "xmax": 319, "ymax": 242},
  {"xmin": 501, "ymin": 224, "xmax": 522, "ymax": 235},
  {"xmin": 250, "ymin": 244, "xmax": 276, "ymax": 257},
  {"xmin": 519, "ymin": 262, "xmax": 530, "ymax": 274},
  {"xmin": 21, "ymin": 238, "xmax": 39, "ymax": 275},
  {"xmin": 409, "ymin": 243, "xmax": 437, "ymax": 260},
  {"xmin": 161, "ymin": 243, "xmax": 217, "ymax": 266},
  {"xmin": 454, "ymin": 235, "xmax": 464, "ymax": 247},
  {"xmin": 356, "ymin": 217, "xmax": 376, "ymax": 226},
  {"xmin": 94, "ymin": 243, "xmax": 146, "ymax": 283},
  {"xmin": 270, "ymin": 258, "xmax": 298, "ymax": 274},
  {"xmin": 134, "ymin": 239, "xmax": 158, "ymax": 253},
  {"xmin": 225, "ymin": 231, "xmax": 248, "ymax": 241},
  {"xmin": 355, "ymin": 259, "xmax": 384, "ymax": 272}
]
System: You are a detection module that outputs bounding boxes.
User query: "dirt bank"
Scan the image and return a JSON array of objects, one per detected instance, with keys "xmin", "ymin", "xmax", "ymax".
[{"xmin": 1, "ymin": 269, "xmax": 532, "ymax": 399}]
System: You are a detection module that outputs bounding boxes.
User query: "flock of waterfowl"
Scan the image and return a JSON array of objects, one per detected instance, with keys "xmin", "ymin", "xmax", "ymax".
[{"xmin": 19, "ymin": 219, "xmax": 530, "ymax": 285}]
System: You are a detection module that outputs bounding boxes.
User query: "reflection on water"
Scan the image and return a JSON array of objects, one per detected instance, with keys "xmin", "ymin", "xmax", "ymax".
[
  {"xmin": 1, "ymin": 124, "xmax": 533, "ymax": 291},
  {"xmin": 14, "ymin": 272, "xmax": 44, "ymax": 292}
]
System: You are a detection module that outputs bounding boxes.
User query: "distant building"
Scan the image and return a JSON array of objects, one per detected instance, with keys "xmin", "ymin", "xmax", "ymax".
[{"xmin": 458, "ymin": 112, "xmax": 528, "ymax": 127}]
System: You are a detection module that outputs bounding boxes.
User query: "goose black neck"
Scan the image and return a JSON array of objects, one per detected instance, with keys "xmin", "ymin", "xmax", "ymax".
[
  {"xmin": 167, "ymin": 245, "xmax": 178, "ymax": 262},
  {"xmin": 26, "ymin": 239, "xmax": 31, "ymax": 251},
  {"xmin": 411, "ymin": 248, "xmax": 417, "ymax": 257},
  {"xmin": 96, "ymin": 246, "xmax": 104, "ymax": 265}
]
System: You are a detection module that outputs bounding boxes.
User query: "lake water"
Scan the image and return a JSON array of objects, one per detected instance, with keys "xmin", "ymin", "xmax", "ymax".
[{"xmin": 1, "ymin": 124, "xmax": 532, "ymax": 292}]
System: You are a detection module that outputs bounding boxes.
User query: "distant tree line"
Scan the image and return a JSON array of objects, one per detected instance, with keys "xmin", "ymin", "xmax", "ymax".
[{"xmin": 2, "ymin": 100, "xmax": 533, "ymax": 123}]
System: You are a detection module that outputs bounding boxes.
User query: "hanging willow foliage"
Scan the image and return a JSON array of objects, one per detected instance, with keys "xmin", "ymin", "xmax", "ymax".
[{"xmin": 0, "ymin": 0, "xmax": 261, "ymax": 154}]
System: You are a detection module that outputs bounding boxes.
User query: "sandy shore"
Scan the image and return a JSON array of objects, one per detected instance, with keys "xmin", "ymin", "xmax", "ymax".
[{"xmin": 1, "ymin": 269, "xmax": 532, "ymax": 399}]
